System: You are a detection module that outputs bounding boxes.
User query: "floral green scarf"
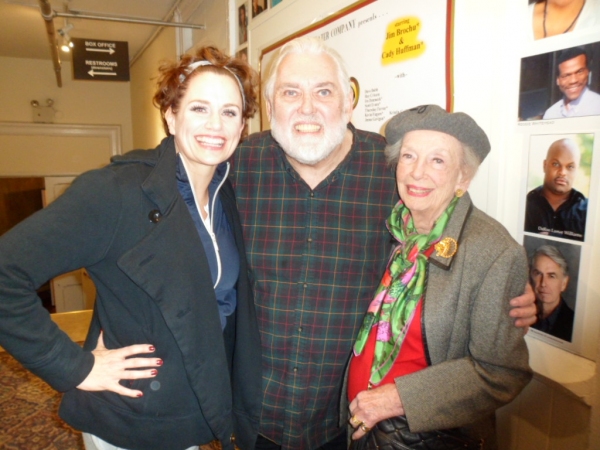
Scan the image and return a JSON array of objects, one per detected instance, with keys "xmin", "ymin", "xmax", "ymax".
[{"xmin": 353, "ymin": 196, "xmax": 459, "ymax": 385}]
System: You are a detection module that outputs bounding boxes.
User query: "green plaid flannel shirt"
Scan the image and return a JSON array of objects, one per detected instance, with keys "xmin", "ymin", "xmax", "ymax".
[{"xmin": 232, "ymin": 125, "xmax": 397, "ymax": 449}]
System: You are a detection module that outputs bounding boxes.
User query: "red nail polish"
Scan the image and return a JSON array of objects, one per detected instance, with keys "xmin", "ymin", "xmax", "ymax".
[
  {"xmin": 151, "ymin": 369, "xmax": 158, "ymax": 376},
  {"xmin": 136, "ymin": 392, "xmax": 143, "ymax": 398},
  {"xmin": 156, "ymin": 359, "xmax": 163, "ymax": 366},
  {"xmin": 149, "ymin": 346, "xmax": 155, "ymax": 352}
]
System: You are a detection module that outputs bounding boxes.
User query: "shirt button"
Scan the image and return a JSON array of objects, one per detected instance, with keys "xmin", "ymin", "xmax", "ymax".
[
  {"xmin": 310, "ymin": 192, "xmax": 314, "ymax": 197},
  {"xmin": 298, "ymin": 327, "xmax": 303, "ymax": 332},
  {"xmin": 307, "ymin": 238, "xmax": 312, "ymax": 242},
  {"xmin": 303, "ymin": 283, "xmax": 307, "ymax": 288},
  {"xmin": 293, "ymin": 367, "xmax": 298, "ymax": 372}
]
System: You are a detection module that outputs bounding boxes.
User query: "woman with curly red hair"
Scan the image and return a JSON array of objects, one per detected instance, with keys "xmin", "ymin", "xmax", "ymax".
[{"xmin": 0, "ymin": 46, "xmax": 260, "ymax": 450}]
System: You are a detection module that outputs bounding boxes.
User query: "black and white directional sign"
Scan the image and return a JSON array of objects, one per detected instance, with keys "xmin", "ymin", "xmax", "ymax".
[{"xmin": 71, "ymin": 38, "xmax": 130, "ymax": 81}]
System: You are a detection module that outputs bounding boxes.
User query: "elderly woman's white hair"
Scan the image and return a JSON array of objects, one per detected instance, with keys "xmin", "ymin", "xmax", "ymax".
[{"xmin": 262, "ymin": 36, "xmax": 352, "ymax": 102}]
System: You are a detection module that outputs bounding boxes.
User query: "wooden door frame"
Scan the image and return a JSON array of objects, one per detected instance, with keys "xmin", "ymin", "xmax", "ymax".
[
  {"xmin": 0, "ymin": 122, "xmax": 121, "ymax": 335},
  {"xmin": 0, "ymin": 122, "xmax": 122, "ymax": 177}
]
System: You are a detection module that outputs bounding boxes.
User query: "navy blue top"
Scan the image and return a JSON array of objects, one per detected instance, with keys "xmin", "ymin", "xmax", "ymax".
[
  {"xmin": 524, "ymin": 186, "xmax": 587, "ymax": 242},
  {"xmin": 533, "ymin": 298, "xmax": 575, "ymax": 342},
  {"xmin": 176, "ymin": 156, "xmax": 239, "ymax": 329}
]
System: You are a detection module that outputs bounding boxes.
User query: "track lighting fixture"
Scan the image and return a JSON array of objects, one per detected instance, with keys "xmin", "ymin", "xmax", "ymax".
[{"xmin": 57, "ymin": 22, "xmax": 74, "ymax": 53}]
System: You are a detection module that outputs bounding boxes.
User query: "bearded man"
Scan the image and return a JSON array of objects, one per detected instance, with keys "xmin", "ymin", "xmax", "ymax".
[{"xmin": 231, "ymin": 36, "xmax": 536, "ymax": 450}]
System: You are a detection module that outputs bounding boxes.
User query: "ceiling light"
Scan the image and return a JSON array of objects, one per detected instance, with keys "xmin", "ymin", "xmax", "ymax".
[
  {"xmin": 60, "ymin": 35, "xmax": 73, "ymax": 52},
  {"xmin": 57, "ymin": 22, "xmax": 74, "ymax": 53}
]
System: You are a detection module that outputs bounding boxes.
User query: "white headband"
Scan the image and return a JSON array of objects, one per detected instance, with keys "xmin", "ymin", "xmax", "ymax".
[{"xmin": 180, "ymin": 60, "xmax": 246, "ymax": 110}]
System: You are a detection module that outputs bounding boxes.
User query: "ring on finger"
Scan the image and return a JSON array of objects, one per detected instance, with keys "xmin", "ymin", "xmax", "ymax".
[
  {"xmin": 359, "ymin": 423, "xmax": 371, "ymax": 433},
  {"xmin": 350, "ymin": 414, "xmax": 362, "ymax": 427}
]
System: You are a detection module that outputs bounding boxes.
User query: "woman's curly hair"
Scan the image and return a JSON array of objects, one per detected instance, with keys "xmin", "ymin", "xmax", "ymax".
[{"xmin": 153, "ymin": 46, "xmax": 259, "ymax": 137}]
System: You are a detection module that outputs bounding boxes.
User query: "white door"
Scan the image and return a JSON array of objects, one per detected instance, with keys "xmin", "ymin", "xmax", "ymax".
[{"xmin": 44, "ymin": 177, "xmax": 96, "ymax": 313}]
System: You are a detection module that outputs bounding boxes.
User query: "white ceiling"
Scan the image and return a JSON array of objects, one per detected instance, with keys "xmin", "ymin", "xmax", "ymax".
[{"xmin": 0, "ymin": 0, "xmax": 206, "ymax": 62}]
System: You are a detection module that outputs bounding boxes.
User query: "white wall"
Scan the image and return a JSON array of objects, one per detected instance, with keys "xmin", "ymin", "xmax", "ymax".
[
  {"xmin": 130, "ymin": 27, "xmax": 178, "ymax": 150},
  {"xmin": 0, "ymin": 56, "xmax": 133, "ymax": 153},
  {"xmin": 188, "ymin": 0, "xmax": 230, "ymax": 50}
]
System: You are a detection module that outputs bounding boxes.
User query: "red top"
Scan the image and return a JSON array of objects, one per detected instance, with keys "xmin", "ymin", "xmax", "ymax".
[{"xmin": 348, "ymin": 300, "xmax": 427, "ymax": 401}]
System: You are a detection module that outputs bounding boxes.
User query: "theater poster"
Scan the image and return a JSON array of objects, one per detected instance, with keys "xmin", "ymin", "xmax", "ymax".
[{"xmin": 259, "ymin": 0, "xmax": 453, "ymax": 134}]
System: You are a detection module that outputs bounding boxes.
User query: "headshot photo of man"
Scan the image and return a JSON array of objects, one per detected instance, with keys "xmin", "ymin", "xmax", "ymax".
[
  {"xmin": 543, "ymin": 46, "xmax": 600, "ymax": 119},
  {"xmin": 529, "ymin": 245, "xmax": 576, "ymax": 342},
  {"xmin": 524, "ymin": 135, "xmax": 592, "ymax": 241},
  {"xmin": 518, "ymin": 41, "xmax": 600, "ymax": 121}
]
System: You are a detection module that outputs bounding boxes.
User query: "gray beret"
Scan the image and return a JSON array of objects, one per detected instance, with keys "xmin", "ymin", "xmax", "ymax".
[{"xmin": 385, "ymin": 105, "xmax": 491, "ymax": 163}]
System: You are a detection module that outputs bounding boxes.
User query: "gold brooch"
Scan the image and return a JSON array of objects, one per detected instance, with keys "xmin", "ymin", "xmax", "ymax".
[{"xmin": 435, "ymin": 237, "xmax": 458, "ymax": 258}]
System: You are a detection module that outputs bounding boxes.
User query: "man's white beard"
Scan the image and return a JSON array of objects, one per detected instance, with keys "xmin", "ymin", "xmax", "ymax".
[{"xmin": 271, "ymin": 114, "xmax": 348, "ymax": 166}]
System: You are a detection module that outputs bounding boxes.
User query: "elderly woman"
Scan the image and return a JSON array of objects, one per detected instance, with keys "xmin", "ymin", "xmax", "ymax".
[
  {"xmin": 347, "ymin": 105, "xmax": 531, "ymax": 449},
  {"xmin": 0, "ymin": 46, "xmax": 260, "ymax": 450}
]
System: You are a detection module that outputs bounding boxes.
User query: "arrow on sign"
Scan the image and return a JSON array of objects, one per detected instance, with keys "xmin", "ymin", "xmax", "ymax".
[
  {"xmin": 88, "ymin": 69, "xmax": 117, "ymax": 77},
  {"xmin": 86, "ymin": 47, "xmax": 116, "ymax": 55}
]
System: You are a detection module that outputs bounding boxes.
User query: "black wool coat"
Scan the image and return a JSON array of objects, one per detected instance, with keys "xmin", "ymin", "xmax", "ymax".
[{"xmin": 0, "ymin": 136, "xmax": 261, "ymax": 450}]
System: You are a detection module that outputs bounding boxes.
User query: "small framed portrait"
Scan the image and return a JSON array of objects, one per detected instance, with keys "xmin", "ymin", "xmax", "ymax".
[
  {"xmin": 527, "ymin": 0, "xmax": 600, "ymax": 41},
  {"xmin": 251, "ymin": 0, "xmax": 267, "ymax": 18},
  {"xmin": 238, "ymin": 3, "xmax": 248, "ymax": 45},
  {"xmin": 523, "ymin": 235, "xmax": 581, "ymax": 343},
  {"xmin": 518, "ymin": 41, "xmax": 600, "ymax": 121},
  {"xmin": 523, "ymin": 133, "xmax": 593, "ymax": 242},
  {"xmin": 519, "ymin": 42, "xmax": 600, "ymax": 120}
]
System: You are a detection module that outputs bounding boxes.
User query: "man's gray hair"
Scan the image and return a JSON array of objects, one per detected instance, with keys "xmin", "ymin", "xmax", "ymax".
[
  {"xmin": 531, "ymin": 245, "xmax": 569, "ymax": 276},
  {"xmin": 384, "ymin": 138, "xmax": 481, "ymax": 181},
  {"xmin": 263, "ymin": 36, "xmax": 351, "ymax": 102}
]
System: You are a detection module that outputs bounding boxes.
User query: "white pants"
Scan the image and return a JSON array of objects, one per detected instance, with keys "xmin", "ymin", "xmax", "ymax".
[{"xmin": 82, "ymin": 433, "xmax": 199, "ymax": 450}]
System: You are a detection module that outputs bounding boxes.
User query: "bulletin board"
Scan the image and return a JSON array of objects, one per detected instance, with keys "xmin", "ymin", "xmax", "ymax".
[
  {"xmin": 259, "ymin": 0, "xmax": 454, "ymax": 134},
  {"xmin": 517, "ymin": 1, "xmax": 600, "ymax": 360}
]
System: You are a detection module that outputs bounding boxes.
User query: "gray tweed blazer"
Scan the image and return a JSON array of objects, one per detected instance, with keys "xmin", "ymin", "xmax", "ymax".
[
  {"xmin": 396, "ymin": 193, "xmax": 531, "ymax": 447},
  {"xmin": 344, "ymin": 193, "xmax": 532, "ymax": 449}
]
